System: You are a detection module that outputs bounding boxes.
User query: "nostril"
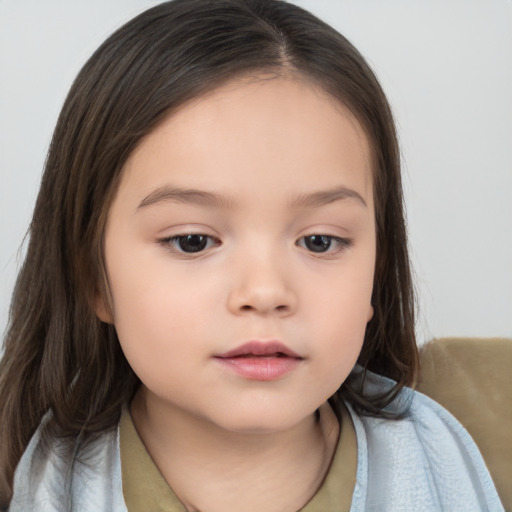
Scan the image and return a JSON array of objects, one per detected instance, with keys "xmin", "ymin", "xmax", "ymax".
[{"xmin": 239, "ymin": 304, "xmax": 288, "ymax": 313}]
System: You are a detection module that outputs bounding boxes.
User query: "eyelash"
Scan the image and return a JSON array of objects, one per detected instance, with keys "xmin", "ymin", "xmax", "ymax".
[
  {"xmin": 159, "ymin": 234, "xmax": 221, "ymax": 256},
  {"xmin": 296, "ymin": 235, "xmax": 353, "ymax": 255},
  {"xmin": 159, "ymin": 233, "xmax": 353, "ymax": 257}
]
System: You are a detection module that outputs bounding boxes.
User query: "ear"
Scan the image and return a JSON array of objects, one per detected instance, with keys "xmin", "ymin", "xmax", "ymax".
[
  {"xmin": 366, "ymin": 304, "xmax": 374, "ymax": 323},
  {"xmin": 94, "ymin": 292, "xmax": 114, "ymax": 324}
]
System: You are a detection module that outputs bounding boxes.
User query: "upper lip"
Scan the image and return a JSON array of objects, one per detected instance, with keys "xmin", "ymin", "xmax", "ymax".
[{"xmin": 215, "ymin": 341, "xmax": 302, "ymax": 359}]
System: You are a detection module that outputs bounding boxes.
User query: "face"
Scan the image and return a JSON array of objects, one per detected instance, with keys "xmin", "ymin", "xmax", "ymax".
[{"xmin": 97, "ymin": 76, "xmax": 376, "ymax": 434}]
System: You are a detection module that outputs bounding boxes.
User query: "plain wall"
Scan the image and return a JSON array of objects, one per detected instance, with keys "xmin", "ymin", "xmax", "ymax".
[{"xmin": 1, "ymin": 0, "xmax": 511, "ymax": 344}]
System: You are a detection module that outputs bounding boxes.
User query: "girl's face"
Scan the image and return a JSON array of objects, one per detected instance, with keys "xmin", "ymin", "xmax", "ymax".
[{"xmin": 97, "ymin": 76, "xmax": 376, "ymax": 433}]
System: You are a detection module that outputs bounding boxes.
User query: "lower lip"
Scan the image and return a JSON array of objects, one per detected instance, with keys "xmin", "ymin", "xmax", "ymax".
[{"xmin": 214, "ymin": 356, "xmax": 302, "ymax": 380}]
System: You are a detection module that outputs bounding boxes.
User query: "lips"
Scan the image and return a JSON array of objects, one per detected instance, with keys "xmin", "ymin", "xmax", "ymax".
[
  {"xmin": 214, "ymin": 341, "xmax": 303, "ymax": 380},
  {"xmin": 216, "ymin": 341, "xmax": 302, "ymax": 359}
]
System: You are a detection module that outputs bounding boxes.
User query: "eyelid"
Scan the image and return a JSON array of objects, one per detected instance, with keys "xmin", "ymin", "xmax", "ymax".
[
  {"xmin": 158, "ymin": 233, "xmax": 222, "ymax": 256},
  {"xmin": 296, "ymin": 234, "xmax": 353, "ymax": 256}
]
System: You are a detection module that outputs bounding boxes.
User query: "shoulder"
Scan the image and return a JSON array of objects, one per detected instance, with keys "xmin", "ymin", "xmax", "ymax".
[
  {"xmin": 9, "ymin": 420, "xmax": 127, "ymax": 512},
  {"xmin": 347, "ymin": 370, "xmax": 504, "ymax": 511},
  {"xmin": 416, "ymin": 337, "xmax": 512, "ymax": 509}
]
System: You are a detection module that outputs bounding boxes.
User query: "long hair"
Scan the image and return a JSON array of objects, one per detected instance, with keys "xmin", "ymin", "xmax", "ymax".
[{"xmin": 0, "ymin": 0, "xmax": 417, "ymax": 504}]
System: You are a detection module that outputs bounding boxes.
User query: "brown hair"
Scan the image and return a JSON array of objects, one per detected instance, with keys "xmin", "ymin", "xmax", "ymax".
[{"xmin": 0, "ymin": 0, "xmax": 417, "ymax": 504}]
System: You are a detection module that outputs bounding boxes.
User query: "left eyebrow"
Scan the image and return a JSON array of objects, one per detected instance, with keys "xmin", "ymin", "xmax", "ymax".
[
  {"xmin": 290, "ymin": 186, "xmax": 368, "ymax": 209},
  {"xmin": 137, "ymin": 186, "xmax": 235, "ymax": 210}
]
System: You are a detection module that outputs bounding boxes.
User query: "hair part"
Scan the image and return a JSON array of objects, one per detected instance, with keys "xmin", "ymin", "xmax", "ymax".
[{"xmin": 0, "ymin": 0, "xmax": 417, "ymax": 504}]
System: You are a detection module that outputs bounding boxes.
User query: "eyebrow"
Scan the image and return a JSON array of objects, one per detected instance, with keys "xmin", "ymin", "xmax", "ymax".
[
  {"xmin": 137, "ymin": 184, "xmax": 367, "ymax": 211},
  {"xmin": 290, "ymin": 186, "xmax": 368, "ymax": 209},
  {"xmin": 137, "ymin": 186, "xmax": 235, "ymax": 210}
]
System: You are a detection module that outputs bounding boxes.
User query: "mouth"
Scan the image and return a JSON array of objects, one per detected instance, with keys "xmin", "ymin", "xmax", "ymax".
[
  {"xmin": 214, "ymin": 341, "xmax": 303, "ymax": 381},
  {"xmin": 215, "ymin": 341, "xmax": 302, "ymax": 359}
]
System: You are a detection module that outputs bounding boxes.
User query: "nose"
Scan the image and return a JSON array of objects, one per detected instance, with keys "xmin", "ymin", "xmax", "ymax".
[{"xmin": 226, "ymin": 252, "xmax": 298, "ymax": 317}]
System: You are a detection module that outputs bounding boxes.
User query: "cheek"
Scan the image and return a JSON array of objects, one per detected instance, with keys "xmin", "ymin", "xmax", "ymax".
[
  {"xmin": 106, "ymin": 249, "xmax": 231, "ymax": 362},
  {"xmin": 112, "ymin": 287, "xmax": 204, "ymax": 396},
  {"xmin": 312, "ymin": 315, "xmax": 367, "ymax": 403},
  {"xmin": 301, "ymin": 255, "xmax": 374, "ymax": 390},
  {"xmin": 106, "ymin": 256, "xmax": 203, "ymax": 365},
  {"xmin": 304, "ymin": 251, "xmax": 374, "ymax": 330}
]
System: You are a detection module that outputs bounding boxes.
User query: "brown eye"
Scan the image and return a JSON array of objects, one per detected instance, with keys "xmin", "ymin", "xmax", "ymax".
[
  {"xmin": 297, "ymin": 235, "xmax": 353, "ymax": 254},
  {"xmin": 163, "ymin": 234, "xmax": 219, "ymax": 254},
  {"xmin": 304, "ymin": 235, "xmax": 332, "ymax": 252},
  {"xmin": 176, "ymin": 234, "xmax": 208, "ymax": 252}
]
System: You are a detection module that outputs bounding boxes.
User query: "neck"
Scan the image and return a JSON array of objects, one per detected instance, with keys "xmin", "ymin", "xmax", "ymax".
[{"xmin": 130, "ymin": 388, "xmax": 339, "ymax": 512}]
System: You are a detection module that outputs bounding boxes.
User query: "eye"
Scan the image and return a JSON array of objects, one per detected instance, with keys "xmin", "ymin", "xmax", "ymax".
[
  {"xmin": 297, "ymin": 235, "xmax": 352, "ymax": 254},
  {"xmin": 162, "ymin": 234, "xmax": 220, "ymax": 254}
]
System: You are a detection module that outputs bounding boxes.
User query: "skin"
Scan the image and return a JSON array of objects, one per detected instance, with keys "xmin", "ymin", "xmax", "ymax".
[{"xmin": 96, "ymin": 75, "xmax": 376, "ymax": 511}]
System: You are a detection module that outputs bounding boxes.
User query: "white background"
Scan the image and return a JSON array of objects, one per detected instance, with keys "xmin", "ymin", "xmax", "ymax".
[{"xmin": 1, "ymin": 0, "xmax": 511, "ymax": 344}]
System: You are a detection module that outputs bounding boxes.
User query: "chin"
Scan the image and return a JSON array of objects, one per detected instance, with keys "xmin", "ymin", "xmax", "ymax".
[{"xmin": 207, "ymin": 407, "xmax": 318, "ymax": 436}]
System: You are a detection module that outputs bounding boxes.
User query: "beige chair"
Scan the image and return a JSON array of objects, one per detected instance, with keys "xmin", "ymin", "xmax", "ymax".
[{"xmin": 417, "ymin": 337, "xmax": 512, "ymax": 509}]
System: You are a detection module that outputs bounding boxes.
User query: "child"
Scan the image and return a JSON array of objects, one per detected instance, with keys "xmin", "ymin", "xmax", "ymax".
[{"xmin": 0, "ymin": 0, "xmax": 505, "ymax": 510}]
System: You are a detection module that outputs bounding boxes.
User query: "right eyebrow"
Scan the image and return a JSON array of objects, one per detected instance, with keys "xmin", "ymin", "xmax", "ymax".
[
  {"xmin": 290, "ymin": 185, "xmax": 368, "ymax": 209},
  {"xmin": 137, "ymin": 185, "xmax": 235, "ymax": 210}
]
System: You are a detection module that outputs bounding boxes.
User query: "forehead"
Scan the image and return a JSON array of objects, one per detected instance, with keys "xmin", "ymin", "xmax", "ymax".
[{"xmin": 118, "ymin": 75, "xmax": 373, "ymax": 211}]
